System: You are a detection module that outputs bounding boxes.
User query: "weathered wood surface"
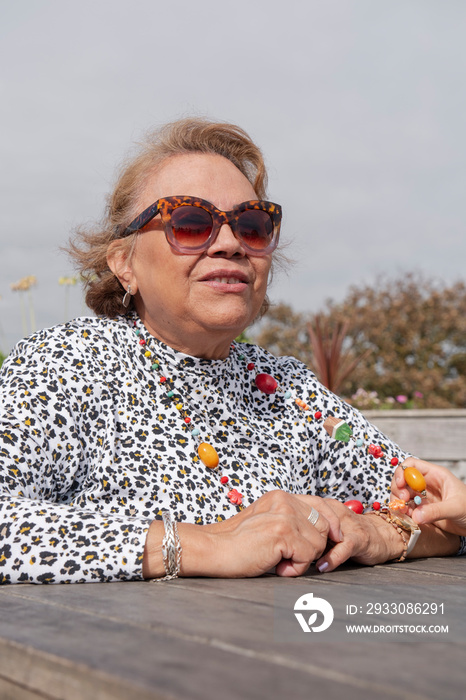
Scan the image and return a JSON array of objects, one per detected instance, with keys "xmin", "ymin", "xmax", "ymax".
[{"xmin": 0, "ymin": 558, "xmax": 464, "ymax": 700}]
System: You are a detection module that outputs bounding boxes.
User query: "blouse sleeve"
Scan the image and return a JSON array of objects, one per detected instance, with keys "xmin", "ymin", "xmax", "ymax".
[
  {"xmin": 0, "ymin": 337, "xmax": 152, "ymax": 584},
  {"xmin": 295, "ymin": 369, "xmax": 411, "ymax": 506}
]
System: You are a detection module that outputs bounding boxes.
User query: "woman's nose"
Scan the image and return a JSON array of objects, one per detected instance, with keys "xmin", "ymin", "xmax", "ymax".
[{"xmin": 207, "ymin": 223, "xmax": 246, "ymax": 257}]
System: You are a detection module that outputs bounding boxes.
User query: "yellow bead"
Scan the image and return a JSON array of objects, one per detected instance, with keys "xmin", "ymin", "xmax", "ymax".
[
  {"xmin": 198, "ymin": 443, "xmax": 219, "ymax": 469},
  {"xmin": 145, "ymin": 351, "xmax": 151, "ymax": 357},
  {"xmin": 175, "ymin": 403, "xmax": 183, "ymax": 410},
  {"xmin": 404, "ymin": 466, "xmax": 426, "ymax": 493}
]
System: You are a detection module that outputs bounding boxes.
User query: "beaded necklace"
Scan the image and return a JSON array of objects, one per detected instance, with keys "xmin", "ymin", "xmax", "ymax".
[{"xmin": 132, "ymin": 318, "xmax": 427, "ymax": 515}]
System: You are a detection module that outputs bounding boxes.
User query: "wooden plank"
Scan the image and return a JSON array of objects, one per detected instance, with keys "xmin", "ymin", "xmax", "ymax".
[
  {"xmin": 3, "ymin": 559, "xmax": 463, "ymax": 614},
  {"xmin": 400, "ymin": 557, "xmax": 466, "ymax": 578},
  {"xmin": 0, "ymin": 674, "xmax": 53, "ymax": 700},
  {"xmin": 1, "ymin": 563, "xmax": 464, "ymax": 700},
  {"xmin": 0, "ymin": 603, "xmax": 413, "ymax": 700}
]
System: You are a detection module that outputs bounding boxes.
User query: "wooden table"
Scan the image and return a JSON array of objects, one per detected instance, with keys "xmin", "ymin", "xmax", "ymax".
[{"xmin": 0, "ymin": 558, "xmax": 464, "ymax": 700}]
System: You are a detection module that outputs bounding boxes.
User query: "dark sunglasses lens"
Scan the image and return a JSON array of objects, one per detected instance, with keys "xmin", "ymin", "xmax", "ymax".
[
  {"xmin": 171, "ymin": 206, "xmax": 213, "ymax": 247},
  {"xmin": 237, "ymin": 210, "xmax": 274, "ymax": 250}
]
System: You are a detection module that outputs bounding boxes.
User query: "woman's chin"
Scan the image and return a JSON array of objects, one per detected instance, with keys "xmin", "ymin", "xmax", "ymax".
[{"xmin": 197, "ymin": 301, "xmax": 257, "ymax": 335}]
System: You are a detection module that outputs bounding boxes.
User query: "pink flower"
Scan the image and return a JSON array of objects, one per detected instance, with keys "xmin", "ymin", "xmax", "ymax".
[
  {"xmin": 396, "ymin": 395, "xmax": 408, "ymax": 404},
  {"xmin": 414, "ymin": 391, "xmax": 424, "ymax": 399}
]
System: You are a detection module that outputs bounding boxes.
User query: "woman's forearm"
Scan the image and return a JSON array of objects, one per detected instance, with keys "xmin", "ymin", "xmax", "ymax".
[
  {"xmin": 0, "ymin": 495, "xmax": 152, "ymax": 584},
  {"xmin": 408, "ymin": 524, "xmax": 460, "ymax": 559}
]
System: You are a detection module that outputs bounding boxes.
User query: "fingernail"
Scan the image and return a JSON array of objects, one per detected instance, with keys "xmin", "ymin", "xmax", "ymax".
[
  {"xmin": 339, "ymin": 529, "xmax": 343, "ymax": 542},
  {"xmin": 318, "ymin": 561, "xmax": 329, "ymax": 572},
  {"xmin": 414, "ymin": 507, "xmax": 424, "ymax": 524}
]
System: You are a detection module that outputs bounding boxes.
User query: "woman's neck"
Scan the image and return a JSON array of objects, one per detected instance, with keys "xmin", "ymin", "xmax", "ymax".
[{"xmin": 134, "ymin": 311, "xmax": 240, "ymax": 360}]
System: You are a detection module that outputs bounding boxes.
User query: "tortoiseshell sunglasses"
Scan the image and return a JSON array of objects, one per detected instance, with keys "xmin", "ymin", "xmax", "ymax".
[{"xmin": 118, "ymin": 196, "xmax": 282, "ymax": 255}]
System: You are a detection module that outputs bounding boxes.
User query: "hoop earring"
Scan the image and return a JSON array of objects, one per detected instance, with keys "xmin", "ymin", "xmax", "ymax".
[{"xmin": 122, "ymin": 285, "xmax": 132, "ymax": 308}]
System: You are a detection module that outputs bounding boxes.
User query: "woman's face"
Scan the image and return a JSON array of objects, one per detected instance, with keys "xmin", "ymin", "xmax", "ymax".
[{"xmin": 125, "ymin": 153, "xmax": 273, "ymax": 358}]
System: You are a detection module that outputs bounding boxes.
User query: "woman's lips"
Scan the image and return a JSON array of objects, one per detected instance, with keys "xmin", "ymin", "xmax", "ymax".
[
  {"xmin": 200, "ymin": 272, "xmax": 249, "ymax": 291},
  {"xmin": 209, "ymin": 276, "xmax": 245, "ymax": 284}
]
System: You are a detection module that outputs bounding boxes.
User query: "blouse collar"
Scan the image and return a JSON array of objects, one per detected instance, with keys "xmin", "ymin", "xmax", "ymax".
[{"xmin": 122, "ymin": 312, "xmax": 237, "ymax": 378}]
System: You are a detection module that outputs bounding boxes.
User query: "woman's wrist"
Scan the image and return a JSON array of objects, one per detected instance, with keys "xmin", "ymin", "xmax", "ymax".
[
  {"xmin": 364, "ymin": 513, "xmax": 461, "ymax": 561},
  {"xmin": 142, "ymin": 520, "xmax": 165, "ymax": 578},
  {"xmin": 364, "ymin": 513, "xmax": 407, "ymax": 561},
  {"xmin": 143, "ymin": 520, "xmax": 218, "ymax": 579}
]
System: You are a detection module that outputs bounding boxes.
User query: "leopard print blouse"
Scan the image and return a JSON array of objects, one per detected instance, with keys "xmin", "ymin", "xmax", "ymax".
[{"xmin": 0, "ymin": 312, "xmax": 437, "ymax": 584}]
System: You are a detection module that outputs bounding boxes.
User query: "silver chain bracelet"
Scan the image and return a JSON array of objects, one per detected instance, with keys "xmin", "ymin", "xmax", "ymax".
[{"xmin": 152, "ymin": 510, "xmax": 182, "ymax": 582}]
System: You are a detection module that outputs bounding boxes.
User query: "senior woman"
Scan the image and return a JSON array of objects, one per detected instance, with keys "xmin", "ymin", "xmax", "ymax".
[{"xmin": 0, "ymin": 118, "xmax": 462, "ymax": 584}]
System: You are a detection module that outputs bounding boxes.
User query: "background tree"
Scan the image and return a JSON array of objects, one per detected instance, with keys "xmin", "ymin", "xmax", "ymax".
[
  {"xmin": 254, "ymin": 274, "xmax": 466, "ymax": 408},
  {"xmin": 253, "ymin": 303, "xmax": 310, "ymax": 361},
  {"xmin": 306, "ymin": 315, "xmax": 371, "ymax": 395}
]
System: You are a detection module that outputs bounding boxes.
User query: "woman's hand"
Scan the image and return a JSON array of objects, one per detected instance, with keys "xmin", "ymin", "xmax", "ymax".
[
  {"xmin": 143, "ymin": 490, "xmax": 342, "ymax": 579},
  {"xmin": 313, "ymin": 496, "xmax": 461, "ymax": 573},
  {"xmin": 311, "ymin": 499, "xmax": 407, "ymax": 572},
  {"xmin": 391, "ymin": 457, "xmax": 466, "ymax": 536}
]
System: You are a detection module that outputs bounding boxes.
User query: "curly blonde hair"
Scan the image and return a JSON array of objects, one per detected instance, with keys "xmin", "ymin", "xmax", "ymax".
[{"xmin": 68, "ymin": 118, "xmax": 270, "ymax": 317}]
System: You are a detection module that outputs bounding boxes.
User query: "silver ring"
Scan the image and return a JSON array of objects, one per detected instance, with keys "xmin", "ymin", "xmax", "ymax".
[{"xmin": 308, "ymin": 507, "xmax": 320, "ymax": 526}]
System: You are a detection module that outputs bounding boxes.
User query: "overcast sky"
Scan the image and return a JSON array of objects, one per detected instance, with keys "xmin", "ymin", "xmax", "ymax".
[{"xmin": 1, "ymin": 0, "xmax": 465, "ymax": 353}]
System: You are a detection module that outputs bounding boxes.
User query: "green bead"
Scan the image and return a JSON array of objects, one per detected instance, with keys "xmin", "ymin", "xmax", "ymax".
[
  {"xmin": 151, "ymin": 363, "xmax": 159, "ymax": 370},
  {"xmin": 167, "ymin": 391, "xmax": 174, "ymax": 397},
  {"xmin": 334, "ymin": 422, "xmax": 353, "ymax": 443}
]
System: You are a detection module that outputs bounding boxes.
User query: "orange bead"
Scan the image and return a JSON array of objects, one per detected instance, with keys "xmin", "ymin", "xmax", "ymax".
[
  {"xmin": 388, "ymin": 498, "xmax": 406, "ymax": 511},
  {"xmin": 404, "ymin": 466, "xmax": 426, "ymax": 493},
  {"xmin": 198, "ymin": 443, "xmax": 219, "ymax": 469}
]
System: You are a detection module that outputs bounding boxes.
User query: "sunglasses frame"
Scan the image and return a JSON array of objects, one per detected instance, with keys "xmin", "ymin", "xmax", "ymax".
[{"xmin": 118, "ymin": 195, "xmax": 282, "ymax": 256}]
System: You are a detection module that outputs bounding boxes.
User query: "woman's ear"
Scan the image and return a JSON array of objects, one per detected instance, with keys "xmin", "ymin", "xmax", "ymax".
[{"xmin": 107, "ymin": 240, "xmax": 138, "ymax": 295}]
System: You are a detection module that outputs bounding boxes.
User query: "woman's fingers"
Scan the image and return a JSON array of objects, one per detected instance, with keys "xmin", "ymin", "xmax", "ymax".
[
  {"xmin": 390, "ymin": 467, "xmax": 412, "ymax": 502},
  {"xmin": 315, "ymin": 538, "xmax": 356, "ymax": 573},
  {"xmin": 293, "ymin": 495, "xmax": 343, "ymax": 542},
  {"xmin": 275, "ymin": 524, "xmax": 328, "ymax": 577},
  {"xmin": 412, "ymin": 499, "xmax": 459, "ymax": 526},
  {"xmin": 393, "ymin": 465, "xmax": 406, "ymax": 488}
]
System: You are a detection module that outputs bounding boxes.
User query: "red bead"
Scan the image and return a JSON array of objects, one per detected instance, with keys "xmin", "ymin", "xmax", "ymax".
[
  {"xmin": 220, "ymin": 476, "xmax": 229, "ymax": 484},
  {"xmin": 159, "ymin": 377, "xmax": 167, "ymax": 383},
  {"xmin": 139, "ymin": 339, "xmax": 146, "ymax": 345},
  {"xmin": 314, "ymin": 411, "xmax": 322, "ymax": 419},
  {"xmin": 228, "ymin": 489, "xmax": 243, "ymax": 505},
  {"xmin": 255, "ymin": 373, "xmax": 278, "ymax": 394},
  {"xmin": 372, "ymin": 501, "xmax": 381, "ymax": 511},
  {"xmin": 391, "ymin": 457, "xmax": 399, "ymax": 466},
  {"xmin": 344, "ymin": 499, "xmax": 364, "ymax": 514},
  {"xmin": 184, "ymin": 417, "xmax": 191, "ymax": 424},
  {"xmin": 369, "ymin": 444, "xmax": 383, "ymax": 458},
  {"xmin": 247, "ymin": 363, "xmax": 255, "ymax": 371}
]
